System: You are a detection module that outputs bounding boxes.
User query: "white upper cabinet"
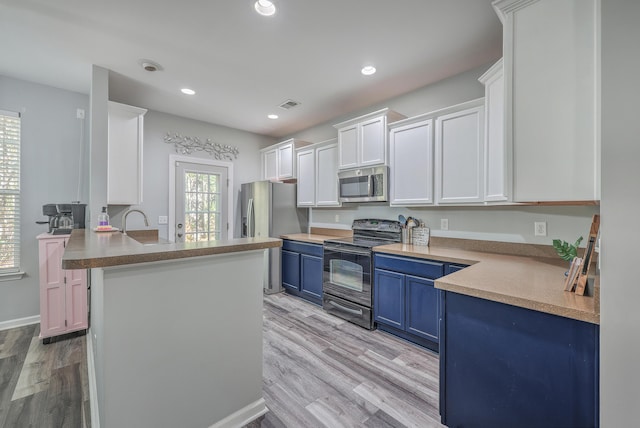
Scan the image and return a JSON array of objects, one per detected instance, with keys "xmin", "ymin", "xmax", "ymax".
[
  {"xmin": 478, "ymin": 58, "xmax": 510, "ymax": 202},
  {"xmin": 107, "ymin": 101, "xmax": 147, "ymax": 205},
  {"xmin": 389, "ymin": 117, "xmax": 434, "ymax": 206},
  {"xmin": 334, "ymin": 108, "xmax": 405, "ymax": 170},
  {"xmin": 261, "ymin": 138, "xmax": 310, "ymax": 181},
  {"xmin": 315, "ymin": 142, "xmax": 340, "ymax": 206},
  {"xmin": 296, "ymin": 148, "xmax": 315, "ymax": 206},
  {"xmin": 435, "ymin": 102, "xmax": 485, "ymax": 204},
  {"xmin": 494, "ymin": 0, "xmax": 599, "ymax": 202},
  {"xmin": 296, "ymin": 139, "xmax": 341, "ymax": 208}
]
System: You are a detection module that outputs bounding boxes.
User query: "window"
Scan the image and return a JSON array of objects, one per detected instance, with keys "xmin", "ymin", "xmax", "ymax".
[{"xmin": 0, "ymin": 110, "xmax": 21, "ymax": 277}]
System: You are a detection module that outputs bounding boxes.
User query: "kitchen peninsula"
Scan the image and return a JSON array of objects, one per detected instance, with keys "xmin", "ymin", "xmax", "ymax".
[{"xmin": 62, "ymin": 229, "xmax": 281, "ymax": 428}]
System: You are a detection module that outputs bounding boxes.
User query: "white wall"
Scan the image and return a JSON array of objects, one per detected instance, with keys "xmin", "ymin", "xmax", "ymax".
[
  {"xmin": 600, "ymin": 1, "xmax": 639, "ymax": 425},
  {"xmin": 0, "ymin": 75, "xmax": 89, "ymax": 324},
  {"xmin": 105, "ymin": 109, "xmax": 276, "ymax": 239}
]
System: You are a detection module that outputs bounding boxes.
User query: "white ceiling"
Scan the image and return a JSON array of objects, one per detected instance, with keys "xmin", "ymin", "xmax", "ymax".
[{"xmin": 0, "ymin": 0, "xmax": 502, "ymax": 138}]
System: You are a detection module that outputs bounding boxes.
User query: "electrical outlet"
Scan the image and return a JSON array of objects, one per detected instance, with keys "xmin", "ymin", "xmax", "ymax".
[
  {"xmin": 158, "ymin": 216, "xmax": 168, "ymax": 225},
  {"xmin": 441, "ymin": 218, "xmax": 449, "ymax": 230},
  {"xmin": 534, "ymin": 221, "xmax": 547, "ymax": 236},
  {"xmin": 334, "ymin": 214, "xmax": 340, "ymax": 222},
  {"xmin": 76, "ymin": 108, "xmax": 85, "ymax": 119}
]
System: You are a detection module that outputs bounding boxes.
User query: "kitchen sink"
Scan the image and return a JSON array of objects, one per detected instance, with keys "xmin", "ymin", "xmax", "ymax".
[{"xmin": 125, "ymin": 229, "xmax": 171, "ymax": 245}]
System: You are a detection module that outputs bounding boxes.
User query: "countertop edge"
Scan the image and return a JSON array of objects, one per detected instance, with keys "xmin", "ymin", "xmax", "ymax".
[
  {"xmin": 435, "ymin": 279, "xmax": 600, "ymax": 324},
  {"xmin": 62, "ymin": 232, "xmax": 281, "ymax": 269}
]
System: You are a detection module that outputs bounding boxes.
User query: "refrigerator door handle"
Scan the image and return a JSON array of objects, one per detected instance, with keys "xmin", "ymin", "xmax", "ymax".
[{"xmin": 247, "ymin": 198, "xmax": 254, "ymax": 237}]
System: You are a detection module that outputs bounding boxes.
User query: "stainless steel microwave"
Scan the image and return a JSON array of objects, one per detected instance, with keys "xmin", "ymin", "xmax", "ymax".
[{"xmin": 338, "ymin": 166, "xmax": 388, "ymax": 203}]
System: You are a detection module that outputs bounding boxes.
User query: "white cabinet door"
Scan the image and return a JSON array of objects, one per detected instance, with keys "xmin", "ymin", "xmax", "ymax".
[
  {"xmin": 296, "ymin": 149, "xmax": 315, "ymax": 207},
  {"xmin": 390, "ymin": 119, "xmax": 434, "ymax": 206},
  {"xmin": 435, "ymin": 106, "xmax": 484, "ymax": 204},
  {"xmin": 316, "ymin": 143, "xmax": 340, "ymax": 206},
  {"xmin": 359, "ymin": 115, "xmax": 386, "ymax": 166},
  {"xmin": 479, "ymin": 59, "xmax": 509, "ymax": 202},
  {"xmin": 498, "ymin": 0, "xmax": 599, "ymax": 201},
  {"xmin": 338, "ymin": 125, "xmax": 358, "ymax": 169},
  {"xmin": 277, "ymin": 142, "xmax": 294, "ymax": 179},
  {"xmin": 107, "ymin": 101, "xmax": 146, "ymax": 205},
  {"xmin": 263, "ymin": 149, "xmax": 278, "ymax": 180}
]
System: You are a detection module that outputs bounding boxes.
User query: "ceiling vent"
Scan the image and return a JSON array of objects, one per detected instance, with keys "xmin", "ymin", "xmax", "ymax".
[{"xmin": 279, "ymin": 99, "xmax": 301, "ymax": 110}]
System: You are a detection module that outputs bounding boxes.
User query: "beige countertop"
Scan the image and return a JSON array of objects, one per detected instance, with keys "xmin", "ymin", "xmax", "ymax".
[
  {"xmin": 374, "ymin": 243, "xmax": 599, "ymax": 325},
  {"xmin": 62, "ymin": 229, "xmax": 281, "ymax": 269},
  {"xmin": 280, "ymin": 233, "xmax": 341, "ymax": 244}
]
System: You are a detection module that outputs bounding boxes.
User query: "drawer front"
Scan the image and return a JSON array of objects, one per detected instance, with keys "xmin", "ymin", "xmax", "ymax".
[
  {"xmin": 374, "ymin": 253, "xmax": 445, "ymax": 279},
  {"xmin": 282, "ymin": 239, "xmax": 324, "ymax": 257}
]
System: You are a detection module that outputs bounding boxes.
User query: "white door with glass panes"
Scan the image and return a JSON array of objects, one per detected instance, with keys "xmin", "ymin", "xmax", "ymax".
[{"xmin": 175, "ymin": 161, "xmax": 229, "ymax": 243}]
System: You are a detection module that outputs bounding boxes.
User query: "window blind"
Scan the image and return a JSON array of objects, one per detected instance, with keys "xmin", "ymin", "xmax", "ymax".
[{"xmin": 0, "ymin": 109, "xmax": 21, "ymax": 273}]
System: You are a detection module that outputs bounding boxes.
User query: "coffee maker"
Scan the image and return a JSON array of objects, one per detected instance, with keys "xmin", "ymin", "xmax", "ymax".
[{"xmin": 37, "ymin": 202, "xmax": 87, "ymax": 234}]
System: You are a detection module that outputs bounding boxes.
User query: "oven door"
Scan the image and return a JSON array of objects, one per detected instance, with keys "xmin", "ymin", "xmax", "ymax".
[{"xmin": 323, "ymin": 243, "xmax": 371, "ymax": 307}]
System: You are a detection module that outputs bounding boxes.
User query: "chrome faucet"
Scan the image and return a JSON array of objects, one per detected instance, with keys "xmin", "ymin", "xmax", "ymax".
[{"xmin": 122, "ymin": 209, "xmax": 149, "ymax": 235}]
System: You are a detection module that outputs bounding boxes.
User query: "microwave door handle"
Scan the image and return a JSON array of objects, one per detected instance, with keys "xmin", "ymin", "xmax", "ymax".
[{"xmin": 368, "ymin": 174, "xmax": 373, "ymax": 197}]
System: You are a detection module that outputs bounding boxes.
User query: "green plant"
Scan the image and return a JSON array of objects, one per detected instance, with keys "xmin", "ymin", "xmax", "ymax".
[{"xmin": 552, "ymin": 237, "xmax": 584, "ymax": 261}]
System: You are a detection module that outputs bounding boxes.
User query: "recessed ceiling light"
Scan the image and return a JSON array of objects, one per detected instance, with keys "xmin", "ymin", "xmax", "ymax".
[
  {"xmin": 181, "ymin": 88, "xmax": 196, "ymax": 95},
  {"xmin": 138, "ymin": 59, "xmax": 163, "ymax": 72},
  {"xmin": 361, "ymin": 65, "xmax": 377, "ymax": 76},
  {"xmin": 267, "ymin": 114, "xmax": 279, "ymax": 120},
  {"xmin": 255, "ymin": 0, "xmax": 276, "ymax": 16}
]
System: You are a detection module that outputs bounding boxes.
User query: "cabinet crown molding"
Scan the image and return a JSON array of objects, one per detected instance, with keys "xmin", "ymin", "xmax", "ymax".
[
  {"xmin": 478, "ymin": 58, "xmax": 504, "ymax": 84},
  {"xmin": 492, "ymin": 0, "xmax": 540, "ymax": 23},
  {"xmin": 332, "ymin": 108, "xmax": 404, "ymax": 129},
  {"xmin": 388, "ymin": 98, "xmax": 484, "ymax": 130}
]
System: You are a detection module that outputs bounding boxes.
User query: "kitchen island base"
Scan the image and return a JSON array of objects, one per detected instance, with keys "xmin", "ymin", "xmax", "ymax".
[{"xmin": 89, "ymin": 249, "xmax": 268, "ymax": 428}]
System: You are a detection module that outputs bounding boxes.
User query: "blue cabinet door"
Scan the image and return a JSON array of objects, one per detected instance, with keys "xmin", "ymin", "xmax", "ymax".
[
  {"xmin": 281, "ymin": 249, "xmax": 300, "ymax": 291},
  {"xmin": 405, "ymin": 275, "xmax": 440, "ymax": 342},
  {"xmin": 374, "ymin": 269, "xmax": 405, "ymax": 329},
  {"xmin": 300, "ymin": 254, "xmax": 323, "ymax": 300}
]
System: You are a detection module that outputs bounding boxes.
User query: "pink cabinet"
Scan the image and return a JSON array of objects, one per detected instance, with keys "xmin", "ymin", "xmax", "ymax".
[{"xmin": 37, "ymin": 233, "xmax": 88, "ymax": 342}]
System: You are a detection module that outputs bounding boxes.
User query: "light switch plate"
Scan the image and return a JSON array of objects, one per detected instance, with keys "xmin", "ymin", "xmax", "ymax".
[{"xmin": 158, "ymin": 216, "xmax": 168, "ymax": 225}]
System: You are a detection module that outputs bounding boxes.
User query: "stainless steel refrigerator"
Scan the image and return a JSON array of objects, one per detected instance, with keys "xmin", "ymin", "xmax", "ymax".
[{"xmin": 241, "ymin": 181, "xmax": 308, "ymax": 294}]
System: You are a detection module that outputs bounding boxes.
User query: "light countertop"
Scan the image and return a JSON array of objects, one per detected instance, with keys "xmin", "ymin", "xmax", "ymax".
[
  {"xmin": 374, "ymin": 243, "xmax": 599, "ymax": 324},
  {"xmin": 62, "ymin": 229, "xmax": 281, "ymax": 269},
  {"xmin": 280, "ymin": 233, "xmax": 342, "ymax": 244}
]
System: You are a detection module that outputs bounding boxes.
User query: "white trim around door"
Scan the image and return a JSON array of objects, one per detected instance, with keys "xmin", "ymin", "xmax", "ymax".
[{"xmin": 168, "ymin": 155, "xmax": 234, "ymax": 243}]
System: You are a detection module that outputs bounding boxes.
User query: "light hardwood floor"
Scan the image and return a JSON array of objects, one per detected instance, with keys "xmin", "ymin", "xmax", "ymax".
[
  {"xmin": 249, "ymin": 293, "xmax": 443, "ymax": 428},
  {"xmin": 0, "ymin": 293, "xmax": 441, "ymax": 427}
]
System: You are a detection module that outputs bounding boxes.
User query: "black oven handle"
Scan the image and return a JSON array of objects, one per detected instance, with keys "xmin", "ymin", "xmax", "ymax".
[
  {"xmin": 328, "ymin": 299, "xmax": 363, "ymax": 316},
  {"xmin": 323, "ymin": 244, "xmax": 371, "ymax": 256}
]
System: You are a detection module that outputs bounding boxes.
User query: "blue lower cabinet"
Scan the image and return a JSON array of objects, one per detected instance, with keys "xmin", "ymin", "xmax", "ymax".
[
  {"xmin": 300, "ymin": 254, "xmax": 322, "ymax": 301},
  {"xmin": 281, "ymin": 240, "xmax": 323, "ymax": 305},
  {"xmin": 373, "ymin": 253, "xmax": 466, "ymax": 352},
  {"xmin": 405, "ymin": 275, "xmax": 439, "ymax": 342},
  {"xmin": 440, "ymin": 291, "xmax": 599, "ymax": 427},
  {"xmin": 373, "ymin": 269, "xmax": 405, "ymax": 329},
  {"xmin": 281, "ymin": 249, "xmax": 300, "ymax": 291}
]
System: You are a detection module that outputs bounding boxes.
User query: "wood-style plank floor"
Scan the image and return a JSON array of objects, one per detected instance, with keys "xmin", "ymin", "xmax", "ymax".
[
  {"xmin": 0, "ymin": 324, "xmax": 90, "ymax": 428},
  {"xmin": 249, "ymin": 293, "xmax": 443, "ymax": 428},
  {"xmin": 0, "ymin": 293, "xmax": 441, "ymax": 427}
]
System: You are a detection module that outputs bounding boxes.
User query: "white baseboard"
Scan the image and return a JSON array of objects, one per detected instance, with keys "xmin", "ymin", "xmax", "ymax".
[
  {"xmin": 86, "ymin": 328, "xmax": 100, "ymax": 428},
  {"xmin": 0, "ymin": 315, "xmax": 39, "ymax": 331},
  {"xmin": 209, "ymin": 398, "xmax": 268, "ymax": 428}
]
